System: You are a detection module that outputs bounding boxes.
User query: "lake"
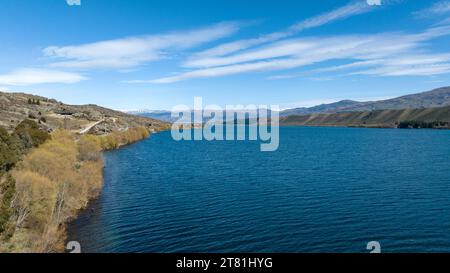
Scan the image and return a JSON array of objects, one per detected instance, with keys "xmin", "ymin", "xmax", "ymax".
[{"xmin": 67, "ymin": 126, "xmax": 450, "ymax": 253}]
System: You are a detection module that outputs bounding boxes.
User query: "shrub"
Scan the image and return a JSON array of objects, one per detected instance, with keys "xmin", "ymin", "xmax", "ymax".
[
  {"xmin": 0, "ymin": 173, "xmax": 16, "ymax": 236},
  {"xmin": 97, "ymin": 127, "xmax": 150, "ymax": 150},
  {"xmin": 99, "ymin": 134, "xmax": 119, "ymax": 150},
  {"xmin": 13, "ymin": 119, "xmax": 50, "ymax": 149},
  {"xmin": 20, "ymin": 131, "xmax": 77, "ymax": 183},
  {"xmin": 77, "ymin": 135, "xmax": 102, "ymax": 161},
  {"xmin": 0, "ymin": 128, "xmax": 20, "ymax": 172},
  {"xmin": 13, "ymin": 171, "xmax": 57, "ymax": 231}
]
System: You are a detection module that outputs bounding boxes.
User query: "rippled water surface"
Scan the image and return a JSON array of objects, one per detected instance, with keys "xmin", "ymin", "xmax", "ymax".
[{"xmin": 68, "ymin": 127, "xmax": 450, "ymax": 252}]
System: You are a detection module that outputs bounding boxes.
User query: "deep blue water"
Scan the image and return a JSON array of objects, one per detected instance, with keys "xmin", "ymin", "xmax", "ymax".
[{"xmin": 68, "ymin": 127, "xmax": 450, "ymax": 253}]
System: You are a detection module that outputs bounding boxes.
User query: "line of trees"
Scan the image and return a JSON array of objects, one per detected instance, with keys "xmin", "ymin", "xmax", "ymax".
[
  {"xmin": 0, "ymin": 123, "xmax": 151, "ymax": 252},
  {"xmin": 1, "ymin": 120, "xmax": 51, "ymax": 239},
  {"xmin": 95, "ymin": 126, "xmax": 150, "ymax": 150},
  {"xmin": 27, "ymin": 98, "xmax": 41, "ymax": 105},
  {"xmin": 0, "ymin": 130, "xmax": 103, "ymax": 252},
  {"xmin": 397, "ymin": 120, "xmax": 450, "ymax": 129}
]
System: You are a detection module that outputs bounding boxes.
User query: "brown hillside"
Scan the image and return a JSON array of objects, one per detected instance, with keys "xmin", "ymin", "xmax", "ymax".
[
  {"xmin": 0, "ymin": 91, "xmax": 170, "ymax": 134},
  {"xmin": 280, "ymin": 105, "xmax": 450, "ymax": 128}
]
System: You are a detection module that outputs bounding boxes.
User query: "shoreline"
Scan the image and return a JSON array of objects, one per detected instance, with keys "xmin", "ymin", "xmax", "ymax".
[
  {"xmin": 279, "ymin": 124, "xmax": 450, "ymax": 130},
  {"xmin": 62, "ymin": 129, "xmax": 166, "ymax": 253},
  {"xmin": 0, "ymin": 126, "xmax": 166, "ymax": 253},
  {"xmin": 57, "ymin": 125, "xmax": 450, "ymax": 253}
]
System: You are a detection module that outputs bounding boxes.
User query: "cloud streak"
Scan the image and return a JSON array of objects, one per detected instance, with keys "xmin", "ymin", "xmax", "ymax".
[
  {"xmin": 140, "ymin": 25, "xmax": 450, "ymax": 83},
  {"xmin": 44, "ymin": 22, "xmax": 241, "ymax": 70},
  {"xmin": 186, "ymin": 0, "xmax": 377, "ymax": 64},
  {"xmin": 0, "ymin": 68, "xmax": 87, "ymax": 86},
  {"xmin": 413, "ymin": 0, "xmax": 450, "ymax": 18},
  {"xmin": 66, "ymin": 0, "xmax": 81, "ymax": 6}
]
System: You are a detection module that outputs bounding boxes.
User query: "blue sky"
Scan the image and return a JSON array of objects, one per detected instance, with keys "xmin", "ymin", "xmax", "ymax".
[{"xmin": 1, "ymin": 0, "xmax": 450, "ymax": 110}]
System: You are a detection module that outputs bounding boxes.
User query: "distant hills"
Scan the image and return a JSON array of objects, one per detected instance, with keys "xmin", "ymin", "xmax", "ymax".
[
  {"xmin": 4, "ymin": 86, "xmax": 449, "ymax": 132},
  {"xmin": 132, "ymin": 87, "xmax": 450, "ymax": 119},
  {"xmin": 129, "ymin": 109, "xmax": 271, "ymax": 123},
  {"xmin": 280, "ymin": 100, "xmax": 362, "ymax": 117},
  {"xmin": 129, "ymin": 86, "xmax": 450, "ymax": 128},
  {"xmin": 129, "ymin": 110, "xmax": 178, "ymax": 123},
  {"xmin": 281, "ymin": 86, "xmax": 450, "ymax": 116},
  {"xmin": 278, "ymin": 86, "xmax": 450, "ymax": 128}
]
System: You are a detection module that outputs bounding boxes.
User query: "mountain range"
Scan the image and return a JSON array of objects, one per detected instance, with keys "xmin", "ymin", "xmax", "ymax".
[
  {"xmin": 130, "ymin": 87, "xmax": 450, "ymax": 122},
  {"xmin": 280, "ymin": 86, "xmax": 450, "ymax": 116}
]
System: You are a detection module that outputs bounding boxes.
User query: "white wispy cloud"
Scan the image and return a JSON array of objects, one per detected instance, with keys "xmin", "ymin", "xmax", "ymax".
[
  {"xmin": 274, "ymin": 52, "xmax": 450, "ymax": 79},
  {"xmin": 44, "ymin": 22, "xmax": 241, "ymax": 70},
  {"xmin": 140, "ymin": 25, "xmax": 450, "ymax": 83},
  {"xmin": 0, "ymin": 68, "xmax": 87, "ymax": 86},
  {"xmin": 413, "ymin": 0, "xmax": 450, "ymax": 18},
  {"xmin": 66, "ymin": 0, "xmax": 81, "ymax": 6},
  {"xmin": 185, "ymin": 0, "xmax": 378, "ymax": 64},
  {"xmin": 352, "ymin": 63, "xmax": 450, "ymax": 76},
  {"xmin": 438, "ymin": 16, "xmax": 450, "ymax": 25}
]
